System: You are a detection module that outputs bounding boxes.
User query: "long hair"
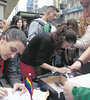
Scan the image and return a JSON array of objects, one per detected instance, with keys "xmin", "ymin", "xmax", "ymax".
[
  {"xmin": 67, "ymin": 18, "xmax": 79, "ymax": 34},
  {"xmin": 52, "ymin": 25, "xmax": 77, "ymax": 55},
  {"xmin": 10, "ymin": 16, "xmax": 24, "ymax": 31}
]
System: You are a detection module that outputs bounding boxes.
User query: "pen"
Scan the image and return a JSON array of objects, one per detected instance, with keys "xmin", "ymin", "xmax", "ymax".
[{"xmin": 55, "ymin": 82, "xmax": 63, "ymax": 87}]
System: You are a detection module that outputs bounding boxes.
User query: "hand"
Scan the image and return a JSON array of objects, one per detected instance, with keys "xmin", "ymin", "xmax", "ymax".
[
  {"xmin": 12, "ymin": 83, "xmax": 27, "ymax": 96},
  {"xmin": 63, "ymin": 81, "xmax": 79, "ymax": 100},
  {"xmin": 68, "ymin": 61, "xmax": 82, "ymax": 70},
  {"xmin": 0, "ymin": 87, "xmax": 8, "ymax": 98},
  {"xmin": 57, "ymin": 67, "xmax": 71, "ymax": 73}
]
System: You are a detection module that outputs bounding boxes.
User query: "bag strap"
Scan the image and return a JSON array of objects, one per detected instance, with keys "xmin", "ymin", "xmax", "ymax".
[
  {"xmin": 34, "ymin": 19, "xmax": 45, "ymax": 26},
  {"xmin": 34, "ymin": 19, "xmax": 51, "ymax": 31}
]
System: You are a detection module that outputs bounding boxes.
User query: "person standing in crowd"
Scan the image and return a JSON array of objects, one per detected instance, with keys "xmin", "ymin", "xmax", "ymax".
[
  {"xmin": 0, "ymin": 20, "xmax": 3, "ymax": 34},
  {"xmin": 10, "ymin": 16, "xmax": 24, "ymax": 72},
  {"xmin": 63, "ymin": 0, "xmax": 90, "ymax": 99},
  {"xmin": 74, "ymin": 0, "xmax": 90, "ymax": 56},
  {"xmin": 0, "ymin": 19, "xmax": 8, "ymax": 35},
  {"xmin": 20, "ymin": 25, "xmax": 77, "ymax": 81},
  {"xmin": 28, "ymin": 6, "xmax": 59, "ymax": 41},
  {"xmin": 67, "ymin": 18, "xmax": 79, "ymax": 36},
  {"xmin": 63, "ymin": 46, "xmax": 90, "ymax": 100},
  {"xmin": 63, "ymin": 18, "xmax": 80, "ymax": 65},
  {"xmin": 10, "ymin": 15, "xmax": 24, "ymax": 31},
  {"xmin": 22, "ymin": 19, "xmax": 29, "ymax": 38},
  {"xmin": 2, "ymin": 19, "xmax": 8, "ymax": 32},
  {"xmin": 0, "ymin": 26, "xmax": 27, "ymax": 99},
  {"xmin": 73, "ymin": 0, "xmax": 90, "ymax": 74}
]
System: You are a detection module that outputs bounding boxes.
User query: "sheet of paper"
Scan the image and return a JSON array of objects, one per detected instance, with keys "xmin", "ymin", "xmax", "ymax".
[
  {"xmin": 33, "ymin": 89, "xmax": 49, "ymax": 100},
  {"xmin": 68, "ymin": 73, "xmax": 90, "ymax": 88},
  {"xmin": 0, "ymin": 88, "xmax": 31, "ymax": 100},
  {"xmin": 0, "ymin": 88, "xmax": 49, "ymax": 100}
]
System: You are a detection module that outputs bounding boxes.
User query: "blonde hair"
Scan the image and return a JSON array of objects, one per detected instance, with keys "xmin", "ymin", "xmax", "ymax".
[
  {"xmin": 79, "ymin": 15, "xmax": 90, "ymax": 36},
  {"xmin": 2, "ymin": 19, "xmax": 8, "ymax": 32}
]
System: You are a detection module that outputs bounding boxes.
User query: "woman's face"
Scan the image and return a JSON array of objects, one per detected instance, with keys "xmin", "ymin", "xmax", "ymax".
[
  {"xmin": 17, "ymin": 20, "xmax": 22, "ymax": 29},
  {"xmin": 0, "ymin": 36, "xmax": 25, "ymax": 60},
  {"xmin": 61, "ymin": 41, "xmax": 74, "ymax": 49}
]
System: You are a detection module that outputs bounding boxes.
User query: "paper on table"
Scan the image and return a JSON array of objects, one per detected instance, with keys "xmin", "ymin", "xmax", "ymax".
[
  {"xmin": 0, "ymin": 88, "xmax": 49, "ymax": 100},
  {"xmin": 0, "ymin": 88, "xmax": 31, "ymax": 100},
  {"xmin": 32, "ymin": 89, "xmax": 49, "ymax": 100},
  {"xmin": 68, "ymin": 73, "xmax": 90, "ymax": 88}
]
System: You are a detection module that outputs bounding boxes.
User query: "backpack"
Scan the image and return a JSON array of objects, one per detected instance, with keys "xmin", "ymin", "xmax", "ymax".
[{"xmin": 34, "ymin": 19, "xmax": 51, "ymax": 33}]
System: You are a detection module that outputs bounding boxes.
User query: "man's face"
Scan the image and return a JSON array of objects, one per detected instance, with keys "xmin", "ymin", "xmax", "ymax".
[
  {"xmin": 80, "ymin": 0, "xmax": 90, "ymax": 18},
  {"xmin": 47, "ymin": 11, "xmax": 58, "ymax": 22}
]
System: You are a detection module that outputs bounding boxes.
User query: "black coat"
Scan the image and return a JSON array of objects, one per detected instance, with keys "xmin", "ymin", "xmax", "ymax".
[
  {"xmin": 0, "ymin": 58, "xmax": 21, "ymax": 87},
  {"xmin": 21, "ymin": 34, "xmax": 55, "ymax": 74}
]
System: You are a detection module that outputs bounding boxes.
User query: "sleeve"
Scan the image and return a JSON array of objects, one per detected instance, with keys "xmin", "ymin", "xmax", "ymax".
[
  {"xmin": 3, "ymin": 58, "xmax": 22, "ymax": 87},
  {"xmin": 72, "ymin": 86, "xmax": 90, "ymax": 100},
  {"xmin": 36, "ymin": 39, "xmax": 51, "ymax": 66},
  {"xmin": 74, "ymin": 25, "xmax": 90, "ymax": 50},
  {"xmin": 28, "ymin": 21, "xmax": 39, "ymax": 41},
  {"xmin": 51, "ymin": 25, "xmax": 56, "ymax": 32}
]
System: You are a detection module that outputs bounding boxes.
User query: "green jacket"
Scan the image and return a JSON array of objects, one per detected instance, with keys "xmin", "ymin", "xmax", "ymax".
[{"xmin": 72, "ymin": 86, "xmax": 90, "ymax": 100}]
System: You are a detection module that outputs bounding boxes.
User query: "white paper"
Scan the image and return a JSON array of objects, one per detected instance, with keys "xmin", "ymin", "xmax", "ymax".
[
  {"xmin": 33, "ymin": 89, "xmax": 49, "ymax": 100},
  {"xmin": 0, "ymin": 88, "xmax": 31, "ymax": 100},
  {"xmin": 0, "ymin": 88, "xmax": 48, "ymax": 100},
  {"xmin": 68, "ymin": 73, "xmax": 90, "ymax": 88}
]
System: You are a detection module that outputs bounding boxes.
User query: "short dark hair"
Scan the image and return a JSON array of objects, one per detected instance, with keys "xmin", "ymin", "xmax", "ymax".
[
  {"xmin": 47, "ymin": 6, "xmax": 59, "ymax": 12},
  {"xmin": 65, "ymin": 29, "xmax": 77, "ymax": 44},
  {"xmin": 22, "ymin": 19, "xmax": 27, "ymax": 22}
]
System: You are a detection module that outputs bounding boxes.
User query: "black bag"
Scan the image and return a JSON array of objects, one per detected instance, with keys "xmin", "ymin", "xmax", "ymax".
[{"xmin": 37, "ymin": 72, "xmax": 66, "ymax": 100}]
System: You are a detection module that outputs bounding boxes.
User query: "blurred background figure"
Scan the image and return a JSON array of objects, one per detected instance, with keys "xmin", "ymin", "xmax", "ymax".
[
  {"xmin": 0, "ymin": 19, "xmax": 8, "ymax": 34},
  {"xmin": 22, "ymin": 19, "xmax": 29, "ymax": 38},
  {"xmin": 79, "ymin": 15, "xmax": 90, "ymax": 36},
  {"xmin": 10, "ymin": 15, "xmax": 24, "ymax": 31},
  {"xmin": 2, "ymin": 19, "xmax": 9, "ymax": 32},
  {"xmin": 67, "ymin": 18, "xmax": 79, "ymax": 37},
  {"xmin": 0, "ymin": 20, "xmax": 3, "ymax": 34},
  {"xmin": 66, "ymin": 18, "xmax": 80, "ymax": 64},
  {"xmin": 10, "ymin": 15, "xmax": 25, "ymax": 74}
]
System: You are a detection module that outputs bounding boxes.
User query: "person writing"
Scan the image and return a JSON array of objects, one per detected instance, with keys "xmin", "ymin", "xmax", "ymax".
[
  {"xmin": 20, "ymin": 25, "xmax": 77, "ymax": 81},
  {"xmin": 63, "ymin": 46, "xmax": 90, "ymax": 100},
  {"xmin": 74, "ymin": 0, "xmax": 90, "ymax": 74},
  {"xmin": 0, "ymin": 26, "xmax": 27, "ymax": 99}
]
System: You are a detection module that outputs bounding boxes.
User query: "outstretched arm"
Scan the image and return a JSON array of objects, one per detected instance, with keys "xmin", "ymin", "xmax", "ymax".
[{"xmin": 69, "ymin": 46, "xmax": 90, "ymax": 70}]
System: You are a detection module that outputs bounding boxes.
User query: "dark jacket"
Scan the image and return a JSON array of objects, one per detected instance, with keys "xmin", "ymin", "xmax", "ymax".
[
  {"xmin": 21, "ymin": 34, "xmax": 55, "ymax": 74},
  {"xmin": 0, "ymin": 58, "xmax": 21, "ymax": 87}
]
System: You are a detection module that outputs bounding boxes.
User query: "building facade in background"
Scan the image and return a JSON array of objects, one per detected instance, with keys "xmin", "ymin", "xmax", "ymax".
[
  {"xmin": 27, "ymin": 0, "xmax": 33, "ymax": 12},
  {"xmin": 32, "ymin": 0, "xmax": 38, "ymax": 12},
  {"xmin": 27, "ymin": 0, "xmax": 38, "ymax": 12},
  {"xmin": 0, "ymin": 0, "xmax": 7, "ymax": 19},
  {"xmin": 65, "ymin": 0, "xmax": 82, "ymax": 22},
  {"xmin": 53, "ymin": 0, "xmax": 82, "ymax": 22}
]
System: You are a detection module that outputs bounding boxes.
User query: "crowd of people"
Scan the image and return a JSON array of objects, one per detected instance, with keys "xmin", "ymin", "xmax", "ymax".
[{"xmin": 0, "ymin": 0, "xmax": 90, "ymax": 100}]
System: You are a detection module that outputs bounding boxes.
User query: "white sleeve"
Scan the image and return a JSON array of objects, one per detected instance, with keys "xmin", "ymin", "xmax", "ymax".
[
  {"xmin": 51, "ymin": 25, "xmax": 56, "ymax": 32},
  {"xmin": 74, "ymin": 25, "xmax": 90, "ymax": 50}
]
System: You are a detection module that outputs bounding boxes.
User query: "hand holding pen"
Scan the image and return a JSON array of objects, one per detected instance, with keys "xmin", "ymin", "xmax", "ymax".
[{"xmin": 67, "ymin": 60, "xmax": 83, "ymax": 71}]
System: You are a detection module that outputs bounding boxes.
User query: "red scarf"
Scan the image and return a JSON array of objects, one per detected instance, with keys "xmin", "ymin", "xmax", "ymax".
[{"xmin": 0, "ymin": 59, "xmax": 4, "ymax": 74}]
